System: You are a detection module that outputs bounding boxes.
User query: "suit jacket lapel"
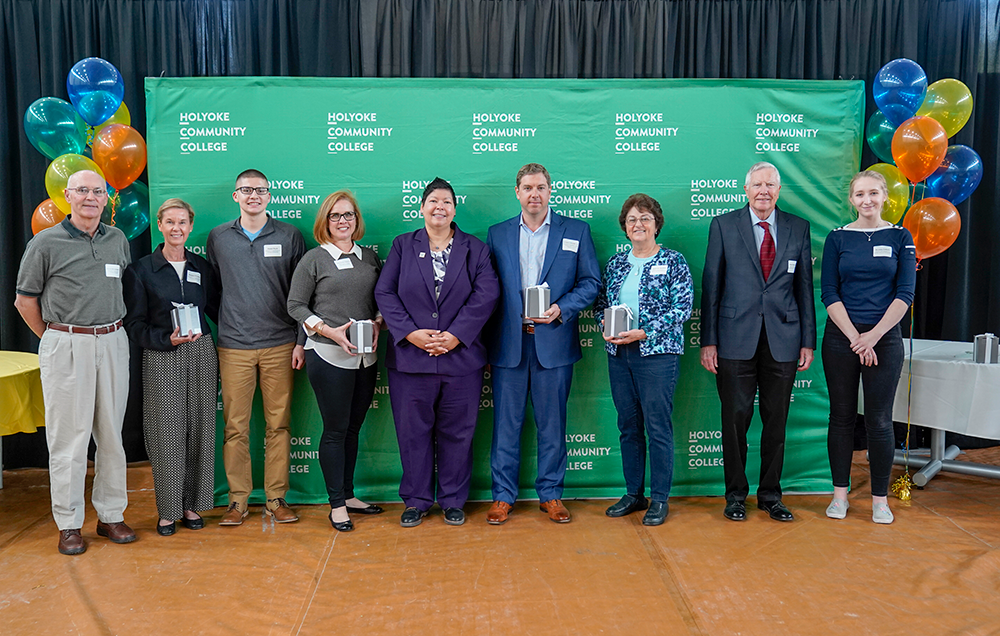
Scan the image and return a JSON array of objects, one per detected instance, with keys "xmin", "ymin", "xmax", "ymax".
[
  {"xmin": 539, "ymin": 210, "xmax": 564, "ymax": 284},
  {"xmin": 738, "ymin": 206, "xmax": 766, "ymax": 282},
  {"xmin": 411, "ymin": 228, "xmax": 437, "ymax": 301},
  {"xmin": 437, "ymin": 226, "xmax": 467, "ymax": 303},
  {"xmin": 769, "ymin": 208, "xmax": 793, "ymax": 285},
  {"xmin": 505, "ymin": 215, "xmax": 522, "ymax": 287}
]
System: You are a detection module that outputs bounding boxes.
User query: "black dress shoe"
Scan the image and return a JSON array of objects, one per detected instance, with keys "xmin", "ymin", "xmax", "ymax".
[
  {"xmin": 400, "ymin": 507, "xmax": 428, "ymax": 527},
  {"xmin": 724, "ymin": 500, "xmax": 747, "ymax": 521},
  {"xmin": 758, "ymin": 500, "xmax": 794, "ymax": 522},
  {"xmin": 329, "ymin": 511, "xmax": 354, "ymax": 532},
  {"xmin": 181, "ymin": 514, "xmax": 204, "ymax": 530},
  {"xmin": 346, "ymin": 503, "xmax": 384, "ymax": 515},
  {"xmin": 156, "ymin": 522, "xmax": 177, "ymax": 536},
  {"xmin": 642, "ymin": 500, "xmax": 669, "ymax": 526},
  {"xmin": 605, "ymin": 494, "xmax": 649, "ymax": 518},
  {"xmin": 443, "ymin": 507, "xmax": 466, "ymax": 526}
]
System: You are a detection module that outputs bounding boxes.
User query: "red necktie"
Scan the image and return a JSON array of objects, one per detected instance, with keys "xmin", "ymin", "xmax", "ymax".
[{"xmin": 759, "ymin": 220, "xmax": 775, "ymax": 281}]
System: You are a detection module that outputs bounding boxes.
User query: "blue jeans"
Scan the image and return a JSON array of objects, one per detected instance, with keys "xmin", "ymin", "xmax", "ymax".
[{"xmin": 608, "ymin": 343, "xmax": 680, "ymax": 502}]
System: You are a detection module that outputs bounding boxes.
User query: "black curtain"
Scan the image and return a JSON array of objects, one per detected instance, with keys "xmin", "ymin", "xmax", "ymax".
[{"xmin": 2, "ymin": 0, "xmax": 998, "ymax": 467}]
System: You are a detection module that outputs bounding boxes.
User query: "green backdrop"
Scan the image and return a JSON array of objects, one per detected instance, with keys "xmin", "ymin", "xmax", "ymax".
[{"xmin": 144, "ymin": 78, "xmax": 864, "ymax": 504}]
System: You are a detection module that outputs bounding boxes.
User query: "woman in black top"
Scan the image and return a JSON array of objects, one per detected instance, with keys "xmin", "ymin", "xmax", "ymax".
[{"xmin": 123, "ymin": 198, "xmax": 219, "ymax": 536}]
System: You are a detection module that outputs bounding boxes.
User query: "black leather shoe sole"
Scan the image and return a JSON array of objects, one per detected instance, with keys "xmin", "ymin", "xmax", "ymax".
[
  {"xmin": 400, "ymin": 508, "xmax": 429, "ymax": 527},
  {"xmin": 642, "ymin": 501, "xmax": 669, "ymax": 526},
  {"xmin": 758, "ymin": 501, "xmax": 794, "ymax": 522},
  {"xmin": 606, "ymin": 495, "xmax": 649, "ymax": 518},
  {"xmin": 157, "ymin": 522, "xmax": 177, "ymax": 536},
  {"xmin": 347, "ymin": 504, "xmax": 385, "ymax": 515},
  {"xmin": 443, "ymin": 508, "xmax": 466, "ymax": 526},
  {"xmin": 724, "ymin": 501, "xmax": 747, "ymax": 521}
]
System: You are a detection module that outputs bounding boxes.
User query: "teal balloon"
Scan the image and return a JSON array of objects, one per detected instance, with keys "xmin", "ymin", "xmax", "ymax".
[
  {"xmin": 102, "ymin": 181, "xmax": 150, "ymax": 241},
  {"xmin": 865, "ymin": 110, "xmax": 896, "ymax": 165},
  {"xmin": 23, "ymin": 97, "xmax": 88, "ymax": 160}
]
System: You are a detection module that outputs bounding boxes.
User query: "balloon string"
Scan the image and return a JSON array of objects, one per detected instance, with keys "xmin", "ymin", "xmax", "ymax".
[
  {"xmin": 110, "ymin": 192, "xmax": 119, "ymax": 225},
  {"xmin": 904, "ymin": 295, "xmax": 915, "ymax": 478}
]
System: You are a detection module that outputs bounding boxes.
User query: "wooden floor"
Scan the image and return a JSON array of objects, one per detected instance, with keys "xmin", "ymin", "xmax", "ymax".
[{"xmin": 1, "ymin": 450, "xmax": 998, "ymax": 636}]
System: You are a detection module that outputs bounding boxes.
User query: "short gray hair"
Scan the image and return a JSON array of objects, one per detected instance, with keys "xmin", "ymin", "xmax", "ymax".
[{"xmin": 744, "ymin": 162, "xmax": 781, "ymax": 188}]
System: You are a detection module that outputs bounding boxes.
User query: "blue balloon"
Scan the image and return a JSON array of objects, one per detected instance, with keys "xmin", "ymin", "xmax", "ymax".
[
  {"xmin": 66, "ymin": 57, "xmax": 124, "ymax": 126},
  {"xmin": 926, "ymin": 145, "xmax": 983, "ymax": 205},
  {"xmin": 873, "ymin": 59, "xmax": 928, "ymax": 127}
]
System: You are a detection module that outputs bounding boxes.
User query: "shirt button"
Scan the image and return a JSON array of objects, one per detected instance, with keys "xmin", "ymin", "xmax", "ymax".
[
  {"xmin": 432, "ymin": 312, "xmax": 438, "ymax": 318},
  {"xmin": 759, "ymin": 312, "xmax": 763, "ymax": 316}
]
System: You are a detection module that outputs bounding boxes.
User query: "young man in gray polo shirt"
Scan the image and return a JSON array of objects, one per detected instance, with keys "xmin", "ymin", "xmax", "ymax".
[
  {"xmin": 207, "ymin": 169, "xmax": 306, "ymax": 525},
  {"xmin": 15, "ymin": 169, "xmax": 137, "ymax": 555}
]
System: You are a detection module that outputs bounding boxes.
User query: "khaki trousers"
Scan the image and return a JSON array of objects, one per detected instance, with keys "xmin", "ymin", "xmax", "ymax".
[
  {"xmin": 217, "ymin": 343, "xmax": 295, "ymax": 506},
  {"xmin": 38, "ymin": 327, "xmax": 130, "ymax": 530}
]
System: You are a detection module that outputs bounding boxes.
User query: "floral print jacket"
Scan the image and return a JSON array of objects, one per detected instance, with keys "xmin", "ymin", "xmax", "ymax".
[{"xmin": 593, "ymin": 246, "xmax": 694, "ymax": 356}]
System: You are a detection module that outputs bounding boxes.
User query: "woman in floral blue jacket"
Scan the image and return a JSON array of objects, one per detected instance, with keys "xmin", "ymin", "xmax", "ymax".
[{"xmin": 594, "ymin": 193, "xmax": 693, "ymax": 526}]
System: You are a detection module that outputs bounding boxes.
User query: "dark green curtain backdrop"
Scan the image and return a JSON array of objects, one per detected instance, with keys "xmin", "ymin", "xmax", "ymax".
[{"xmin": 2, "ymin": 0, "xmax": 998, "ymax": 468}]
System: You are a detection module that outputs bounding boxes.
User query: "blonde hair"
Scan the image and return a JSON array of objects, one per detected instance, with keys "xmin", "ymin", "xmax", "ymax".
[{"xmin": 157, "ymin": 198, "xmax": 195, "ymax": 223}]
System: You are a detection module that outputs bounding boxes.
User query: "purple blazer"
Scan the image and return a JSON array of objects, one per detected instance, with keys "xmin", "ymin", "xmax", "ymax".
[{"xmin": 374, "ymin": 224, "xmax": 500, "ymax": 376}]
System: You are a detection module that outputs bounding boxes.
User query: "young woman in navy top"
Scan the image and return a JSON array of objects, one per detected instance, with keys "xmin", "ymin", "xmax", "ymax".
[{"xmin": 820, "ymin": 171, "xmax": 916, "ymax": 524}]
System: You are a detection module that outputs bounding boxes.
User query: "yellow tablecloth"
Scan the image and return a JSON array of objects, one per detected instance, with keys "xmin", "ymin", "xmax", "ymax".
[{"xmin": 0, "ymin": 351, "xmax": 45, "ymax": 435}]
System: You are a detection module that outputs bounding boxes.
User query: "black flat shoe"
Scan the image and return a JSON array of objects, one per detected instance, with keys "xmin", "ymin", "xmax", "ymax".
[
  {"xmin": 443, "ymin": 507, "xmax": 466, "ymax": 526},
  {"xmin": 156, "ymin": 522, "xmax": 177, "ymax": 536},
  {"xmin": 181, "ymin": 514, "xmax": 204, "ymax": 530},
  {"xmin": 758, "ymin": 500, "xmax": 794, "ymax": 522},
  {"xmin": 346, "ymin": 503, "xmax": 384, "ymax": 515},
  {"xmin": 723, "ymin": 500, "xmax": 747, "ymax": 521},
  {"xmin": 400, "ymin": 507, "xmax": 428, "ymax": 527},
  {"xmin": 329, "ymin": 511, "xmax": 354, "ymax": 532},
  {"xmin": 642, "ymin": 500, "xmax": 669, "ymax": 526},
  {"xmin": 606, "ymin": 494, "xmax": 649, "ymax": 518}
]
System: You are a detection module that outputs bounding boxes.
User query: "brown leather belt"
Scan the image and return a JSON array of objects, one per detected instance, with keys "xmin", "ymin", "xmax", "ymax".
[
  {"xmin": 47, "ymin": 320, "xmax": 124, "ymax": 335},
  {"xmin": 522, "ymin": 323, "xmax": 535, "ymax": 334}
]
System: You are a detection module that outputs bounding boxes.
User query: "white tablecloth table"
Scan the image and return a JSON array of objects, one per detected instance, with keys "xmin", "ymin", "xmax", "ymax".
[{"xmin": 890, "ymin": 339, "xmax": 1000, "ymax": 484}]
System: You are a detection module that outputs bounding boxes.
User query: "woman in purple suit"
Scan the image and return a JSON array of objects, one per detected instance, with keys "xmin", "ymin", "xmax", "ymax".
[{"xmin": 374, "ymin": 178, "xmax": 500, "ymax": 528}]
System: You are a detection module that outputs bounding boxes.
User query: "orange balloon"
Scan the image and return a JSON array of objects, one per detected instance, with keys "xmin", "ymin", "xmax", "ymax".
[
  {"xmin": 891, "ymin": 116, "xmax": 948, "ymax": 183},
  {"xmin": 91, "ymin": 123, "xmax": 147, "ymax": 190},
  {"xmin": 31, "ymin": 199, "xmax": 67, "ymax": 235},
  {"xmin": 902, "ymin": 197, "xmax": 961, "ymax": 260}
]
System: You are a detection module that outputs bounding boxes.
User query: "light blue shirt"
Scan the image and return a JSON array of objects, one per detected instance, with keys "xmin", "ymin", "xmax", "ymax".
[
  {"xmin": 519, "ymin": 209, "xmax": 551, "ymax": 291},
  {"xmin": 240, "ymin": 223, "xmax": 264, "ymax": 242},
  {"xmin": 618, "ymin": 250, "xmax": 652, "ymax": 325},
  {"xmin": 749, "ymin": 208, "xmax": 777, "ymax": 254}
]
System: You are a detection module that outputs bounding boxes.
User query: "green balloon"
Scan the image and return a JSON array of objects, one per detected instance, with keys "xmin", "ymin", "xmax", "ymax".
[
  {"xmin": 865, "ymin": 110, "xmax": 897, "ymax": 165},
  {"xmin": 102, "ymin": 181, "xmax": 150, "ymax": 241},
  {"xmin": 24, "ymin": 97, "xmax": 88, "ymax": 160}
]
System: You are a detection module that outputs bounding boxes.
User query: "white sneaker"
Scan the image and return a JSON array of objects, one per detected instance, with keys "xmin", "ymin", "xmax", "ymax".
[
  {"xmin": 872, "ymin": 502, "xmax": 894, "ymax": 524},
  {"xmin": 825, "ymin": 498, "xmax": 849, "ymax": 519}
]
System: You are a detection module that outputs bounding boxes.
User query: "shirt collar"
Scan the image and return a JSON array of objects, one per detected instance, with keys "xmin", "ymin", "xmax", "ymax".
[
  {"xmin": 519, "ymin": 208, "xmax": 553, "ymax": 231},
  {"xmin": 321, "ymin": 242, "xmax": 361, "ymax": 260},
  {"xmin": 61, "ymin": 216, "xmax": 107, "ymax": 238},
  {"xmin": 749, "ymin": 207, "xmax": 776, "ymax": 227}
]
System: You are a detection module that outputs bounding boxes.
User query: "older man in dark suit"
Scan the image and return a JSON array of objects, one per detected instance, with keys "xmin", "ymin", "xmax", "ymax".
[{"xmin": 700, "ymin": 161, "xmax": 816, "ymax": 522}]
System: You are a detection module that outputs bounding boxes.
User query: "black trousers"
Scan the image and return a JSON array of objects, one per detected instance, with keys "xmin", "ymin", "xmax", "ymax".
[
  {"xmin": 305, "ymin": 350, "xmax": 378, "ymax": 508},
  {"xmin": 717, "ymin": 324, "xmax": 798, "ymax": 503},
  {"xmin": 822, "ymin": 320, "xmax": 902, "ymax": 497}
]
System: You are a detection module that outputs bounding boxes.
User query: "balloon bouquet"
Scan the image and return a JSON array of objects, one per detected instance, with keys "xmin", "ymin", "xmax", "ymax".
[
  {"xmin": 23, "ymin": 57, "xmax": 149, "ymax": 239},
  {"xmin": 864, "ymin": 59, "xmax": 982, "ymax": 501},
  {"xmin": 865, "ymin": 58, "xmax": 980, "ymax": 261}
]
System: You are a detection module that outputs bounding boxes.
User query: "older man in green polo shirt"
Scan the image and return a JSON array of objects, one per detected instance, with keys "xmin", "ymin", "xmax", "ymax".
[{"xmin": 15, "ymin": 169, "xmax": 137, "ymax": 555}]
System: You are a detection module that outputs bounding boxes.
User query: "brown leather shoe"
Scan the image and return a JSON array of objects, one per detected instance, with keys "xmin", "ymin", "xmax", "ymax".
[
  {"xmin": 539, "ymin": 499, "xmax": 572, "ymax": 523},
  {"xmin": 58, "ymin": 529, "xmax": 86, "ymax": 555},
  {"xmin": 219, "ymin": 502, "xmax": 248, "ymax": 526},
  {"xmin": 266, "ymin": 498, "xmax": 299, "ymax": 523},
  {"xmin": 96, "ymin": 520, "xmax": 137, "ymax": 544},
  {"xmin": 486, "ymin": 500, "xmax": 513, "ymax": 525}
]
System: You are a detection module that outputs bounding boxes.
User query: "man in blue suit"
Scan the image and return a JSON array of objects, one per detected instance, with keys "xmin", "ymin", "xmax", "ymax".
[
  {"xmin": 485, "ymin": 163, "xmax": 601, "ymax": 524},
  {"xmin": 700, "ymin": 162, "xmax": 816, "ymax": 523}
]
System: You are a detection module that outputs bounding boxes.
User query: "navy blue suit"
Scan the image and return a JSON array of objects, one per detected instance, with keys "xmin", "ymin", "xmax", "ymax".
[
  {"xmin": 486, "ymin": 210, "xmax": 601, "ymax": 503},
  {"xmin": 375, "ymin": 224, "xmax": 499, "ymax": 510}
]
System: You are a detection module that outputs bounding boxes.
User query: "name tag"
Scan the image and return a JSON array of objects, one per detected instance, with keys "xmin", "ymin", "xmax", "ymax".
[
  {"xmin": 650, "ymin": 265, "xmax": 668, "ymax": 275},
  {"xmin": 335, "ymin": 258, "xmax": 354, "ymax": 270},
  {"xmin": 562, "ymin": 238, "xmax": 579, "ymax": 253},
  {"xmin": 264, "ymin": 244, "xmax": 282, "ymax": 258},
  {"xmin": 873, "ymin": 245, "xmax": 892, "ymax": 258},
  {"xmin": 787, "ymin": 260, "xmax": 797, "ymax": 273},
  {"xmin": 186, "ymin": 270, "xmax": 202, "ymax": 285},
  {"xmin": 105, "ymin": 263, "xmax": 121, "ymax": 278}
]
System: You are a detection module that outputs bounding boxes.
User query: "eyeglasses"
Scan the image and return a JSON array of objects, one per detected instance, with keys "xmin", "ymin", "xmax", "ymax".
[
  {"xmin": 328, "ymin": 211, "xmax": 356, "ymax": 222},
  {"xmin": 625, "ymin": 215, "xmax": 656, "ymax": 226},
  {"xmin": 235, "ymin": 186, "xmax": 270, "ymax": 195},
  {"xmin": 68, "ymin": 186, "xmax": 107, "ymax": 197}
]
